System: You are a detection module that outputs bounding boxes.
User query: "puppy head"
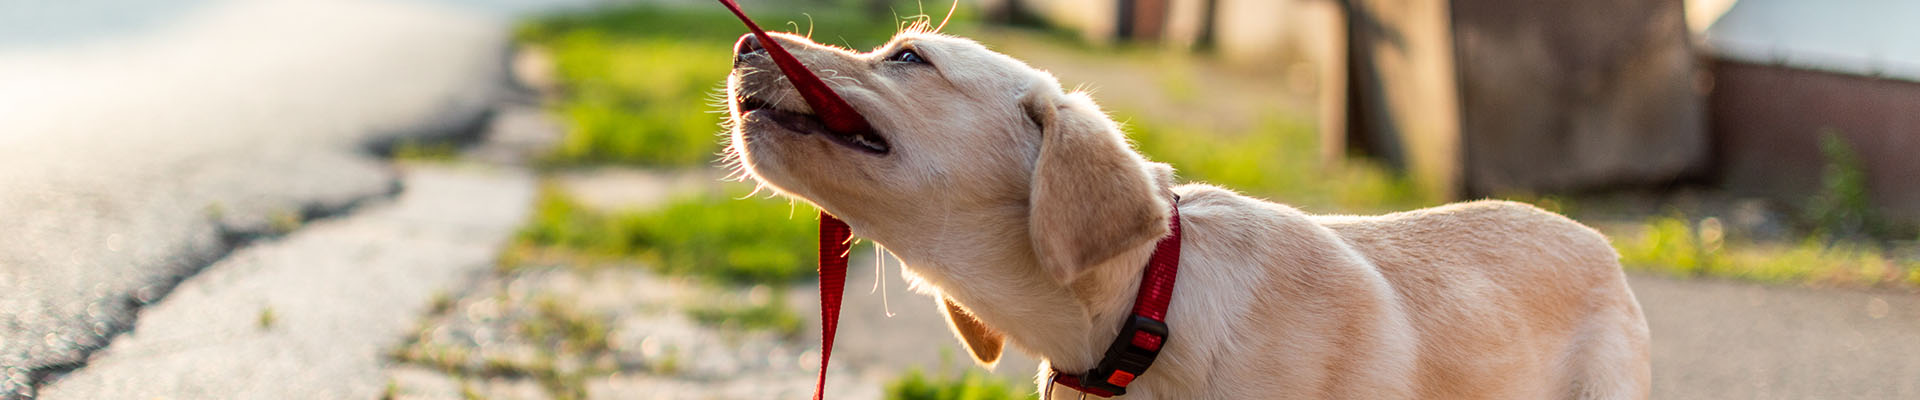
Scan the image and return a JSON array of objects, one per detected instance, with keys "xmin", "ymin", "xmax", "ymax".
[
  {"xmin": 726, "ymin": 31, "xmax": 1045, "ymax": 218},
  {"xmin": 726, "ymin": 31, "xmax": 1168, "ymax": 278},
  {"xmin": 725, "ymin": 30, "xmax": 1170, "ymax": 364}
]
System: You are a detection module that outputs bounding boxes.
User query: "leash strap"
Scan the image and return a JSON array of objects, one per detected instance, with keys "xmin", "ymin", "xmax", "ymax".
[
  {"xmin": 816, "ymin": 214, "xmax": 853, "ymax": 400},
  {"xmin": 714, "ymin": 0, "xmax": 873, "ymax": 134},
  {"xmin": 712, "ymin": 1, "xmax": 874, "ymax": 398},
  {"xmin": 1050, "ymin": 198, "xmax": 1182, "ymax": 398}
]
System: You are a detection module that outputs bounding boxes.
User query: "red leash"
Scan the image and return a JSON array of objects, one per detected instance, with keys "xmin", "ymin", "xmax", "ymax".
[
  {"xmin": 712, "ymin": 1, "xmax": 867, "ymax": 398},
  {"xmin": 816, "ymin": 214, "xmax": 853, "ymax": 399},
  {"xmin": 714, "ymin": 0, "xmax": 874, "ymax": 135}
]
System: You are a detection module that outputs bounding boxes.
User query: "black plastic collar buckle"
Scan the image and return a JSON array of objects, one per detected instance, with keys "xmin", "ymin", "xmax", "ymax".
[{"xmin": 1078, "ymin": 314, "xmax": 1169, "ymax": 396}]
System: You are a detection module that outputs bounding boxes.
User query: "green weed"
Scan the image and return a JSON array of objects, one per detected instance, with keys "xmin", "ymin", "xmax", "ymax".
[
  {"xmin": 886, "ymin": 369, "xmax": 1036, "ymax": 400},
  {"xmin": 1806, "ymin": 130, "xmax": 1878, "ymax": 239},
  {"xmin": 257, "ymin": 306, "xmax": 276, "ymax": 331},
  {"xmin": 1124, "ymin": 113, "xmax": 1429, "ymax": 213},
  {"xmin": 518, "ymin": 5, "xmax": 901, "ymax": 167},
  {"xmin": 268, "ymin": 208, "xmax": 303, "ymax": 234},
  {"xmin": 460, "ymin": 381, "xmax": 486, "ymax": 400},
  {"xmin": 539, "ymin": 36, "xmax": 728, "ymax": 167},
  {"xmin": 381, "ymin": 379, "xmax": 399, "ymax": 400},
  {"xmin": 1615, "ymin": 215, "xmax": 1920, "ymax": 287},
  {"xmin": 1609, "ymin": 132, "xmax": 1920, "ymax": 288},
  {"xmin": 1615, "ymin": 215, "xmax": 1727, "ymax": 278},
  {"xmin": 511, "ymin": 184, "xmax": 819, "ymax": 285}
]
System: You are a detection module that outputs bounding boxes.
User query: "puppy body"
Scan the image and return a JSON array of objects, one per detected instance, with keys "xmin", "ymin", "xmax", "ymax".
[{"xmin": 727, "ymin": 31, "xmax": 1649, "ymax": 399}]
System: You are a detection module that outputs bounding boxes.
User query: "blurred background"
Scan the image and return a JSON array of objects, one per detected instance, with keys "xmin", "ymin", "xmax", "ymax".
[{"xmin": 1, "ymin": 0, "xmax": 1916, "ymax": 399}]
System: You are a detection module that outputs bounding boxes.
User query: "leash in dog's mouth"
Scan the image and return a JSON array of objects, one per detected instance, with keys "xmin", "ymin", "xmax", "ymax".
[
  {"xmin": 737, "ymin": 95, "xmax": 891, "ymax": 154},
  {"xmin": 722, "ymin": 1, "xmax": 891, "ymax": 156},
  {"xmin": 713, "ymin": 1, "xmax": 869, "ymax": 399}
]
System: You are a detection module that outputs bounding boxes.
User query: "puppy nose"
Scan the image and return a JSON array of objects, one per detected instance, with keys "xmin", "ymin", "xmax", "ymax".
[{"xmin": 734, "ymin": 33, "xmax": 765, "ymax": 62}]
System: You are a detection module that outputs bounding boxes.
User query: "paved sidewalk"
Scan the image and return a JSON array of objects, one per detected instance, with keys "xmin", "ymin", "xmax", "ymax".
[
  {"xmin": 36, "ymin": 165, "xmax": 535, "ymax": 399},
  {"xmin": 0, "ymin": 0, "xmax": 513, "ymax": 396},
  {"xmin": 1632, "ymin": 273, "xmax": 1920, "ymax": 399}
]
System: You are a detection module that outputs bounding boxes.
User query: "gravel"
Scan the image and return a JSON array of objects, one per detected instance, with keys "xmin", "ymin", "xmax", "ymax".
[{"xmin": 382, "ymin": 266, "xmax": 887, "ymax": 400}]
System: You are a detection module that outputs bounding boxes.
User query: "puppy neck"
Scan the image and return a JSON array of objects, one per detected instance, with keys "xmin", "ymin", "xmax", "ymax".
[
  {"xmin": 852, "ymin": 191, "xmax": 1175, "ymax": 373},
  {"xmin": 1053, "ymin": 236, "xmax": 1162, "ymax": 368}
]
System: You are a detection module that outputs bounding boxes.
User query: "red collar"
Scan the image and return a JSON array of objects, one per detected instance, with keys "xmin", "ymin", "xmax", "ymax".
[{"xmin": 1049, "ymin": 197, "xmax": 1184, "ymax": 398}]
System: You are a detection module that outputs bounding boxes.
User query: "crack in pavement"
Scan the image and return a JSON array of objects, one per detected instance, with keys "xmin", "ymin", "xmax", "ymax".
[
  {"xmin": 0, "ymin": 0, "xmax": 524, "ymax": 397},
  {"xmin": 34, "ymin": 165, "xmax": 536, "ymax": 399}
]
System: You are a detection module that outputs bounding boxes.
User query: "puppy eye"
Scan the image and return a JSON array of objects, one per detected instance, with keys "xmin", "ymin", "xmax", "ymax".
[{"xmin": 888, "ymin": 48, "xmax": 928, "ymax": 64}]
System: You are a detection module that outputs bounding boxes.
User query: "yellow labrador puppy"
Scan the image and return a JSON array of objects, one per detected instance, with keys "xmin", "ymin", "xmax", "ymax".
[{"xmin": 725, "ymin": 31, "xmax": 1650, "ymax": 399}]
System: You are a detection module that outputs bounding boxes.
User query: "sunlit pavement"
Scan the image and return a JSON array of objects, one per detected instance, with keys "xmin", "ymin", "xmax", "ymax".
[
  {"xmin": 0, "ymin": 0, "xmax": 532, "ymax": 397},
  {"xmin": 35, "ymin": 165, "xmax": 535, "ymax": 399},
  {"xmin": 1631, "ymin": 273, "xmax": 1920, "ymax": 399}
]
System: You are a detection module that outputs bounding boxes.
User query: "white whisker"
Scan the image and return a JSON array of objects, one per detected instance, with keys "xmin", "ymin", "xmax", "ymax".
[
  {"xmin": 872, "ymin": 243, "xmax": 884, "ymax": 294},
  {"xmin": 877, "ymin": 243, "xmax": 895, "ymax": 317}
]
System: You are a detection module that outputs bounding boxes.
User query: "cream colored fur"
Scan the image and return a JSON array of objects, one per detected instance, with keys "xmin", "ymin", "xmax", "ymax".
[{"xmin": 725, "ymin": 31, "xmax": 1651, "ymax": 399}]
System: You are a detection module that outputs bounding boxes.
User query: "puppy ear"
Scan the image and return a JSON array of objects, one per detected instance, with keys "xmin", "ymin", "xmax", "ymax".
[
  {"xmin": 942, "ymin": 295, "xmax": 1005, "ymax": 368},
  {"xmin": 1022, "ymin": 88, "xmax": 1170, "ymax": 284}
]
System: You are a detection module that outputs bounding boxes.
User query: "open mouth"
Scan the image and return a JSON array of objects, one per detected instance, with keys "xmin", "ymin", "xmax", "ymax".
[{"xmin": 739, "ymin": 96, "xmax": 891, "ymax": 154}]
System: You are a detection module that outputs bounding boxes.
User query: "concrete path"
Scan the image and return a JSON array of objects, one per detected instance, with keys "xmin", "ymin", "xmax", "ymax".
[
  {"xmin": 33, "ymin": 165, "xmax": 534, "ymax": 399},
  {"xmin": 1631, "ymin": 273, "xmax": 1920, "ymax": 399},
  {"xmin": 0, "ymin": 0, "xmax": 518, "ymax": 396},
  {"xmin": 28, "ymin": 164, "xmax": 533, "ymax": 398}
]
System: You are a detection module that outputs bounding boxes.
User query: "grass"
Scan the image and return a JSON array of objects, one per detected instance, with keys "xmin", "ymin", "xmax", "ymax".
[
  {"xmin": 505, "ymin": 183, "xmax": 815, "ymax": 336},
  {"xmin": 1122, "ymin": 112, "xmax": 1431, "ymax": 213},
  {"xmin": 508, "ymin": 184, "xmax": 821, "ymax": 285},
  {"xmin": 516, "ymin": 4, "xmax": 905, "ymax": 168},
  {"xmin": 1615, "ymin": 214, "xmax": 1920, "ymax": 287},
  {"xmin": 1611, "ymin": 131, "xmax": 1920, "ymax": 289},
  {"xmin": 886, "ymin": 369, "xmax": 1036, "ymax": 400}
]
